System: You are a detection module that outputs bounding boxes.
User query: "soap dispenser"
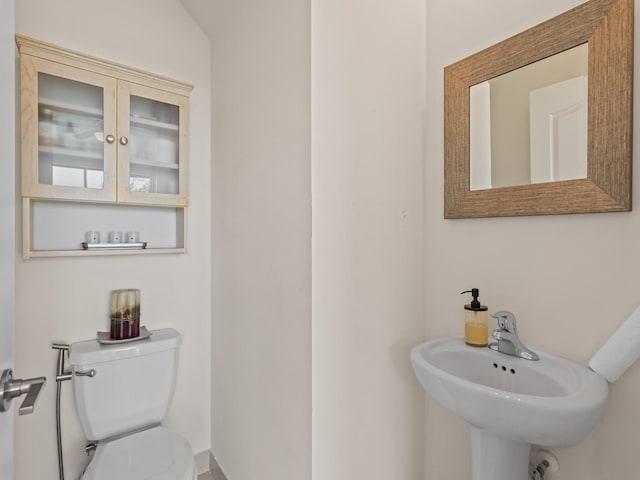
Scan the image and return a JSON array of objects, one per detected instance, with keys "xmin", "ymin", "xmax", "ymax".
[{"xmin": 461, "ymin": 288, "xmax": 489, "ymax": 347}]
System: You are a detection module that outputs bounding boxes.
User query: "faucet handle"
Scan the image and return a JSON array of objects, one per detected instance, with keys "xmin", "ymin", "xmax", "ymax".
[{"xmin": 491, "ymin": 311, "xmax": 518, "ymax": 334}]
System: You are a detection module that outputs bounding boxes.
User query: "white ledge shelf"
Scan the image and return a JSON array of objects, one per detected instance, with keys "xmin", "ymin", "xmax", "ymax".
[{"xmin": 26, "ymin": 247, "xmax": 185, "ymax": 258}]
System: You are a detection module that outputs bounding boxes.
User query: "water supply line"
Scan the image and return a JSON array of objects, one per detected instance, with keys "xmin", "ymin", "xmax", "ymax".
[
  {"xmin": 530, "ymin": 459, "xmax": 550, "ymax": 480},
  {"xmin": 52, "ymin": 343, "xmax": 72, "ymax": 480},
  {"xmin": 529, "ymin": 449, "xmax": 559, "ymax": 480}
]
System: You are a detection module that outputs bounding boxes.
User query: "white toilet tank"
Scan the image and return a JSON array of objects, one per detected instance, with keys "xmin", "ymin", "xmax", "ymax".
[{"xmin": 69, "ymin": 328, "xmax": 182, "ymax": 441}]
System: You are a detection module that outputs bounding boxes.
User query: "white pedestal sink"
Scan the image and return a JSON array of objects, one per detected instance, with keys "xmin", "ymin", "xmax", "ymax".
[{"xmin": 411, "ymin": 337, "xmax": 608, "ymax": 480}]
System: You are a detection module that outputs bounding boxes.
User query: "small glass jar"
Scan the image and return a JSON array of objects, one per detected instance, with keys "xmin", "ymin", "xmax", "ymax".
[{"xmin": 38, "ymin": 108, "xmax": 57, "ymax": 146}]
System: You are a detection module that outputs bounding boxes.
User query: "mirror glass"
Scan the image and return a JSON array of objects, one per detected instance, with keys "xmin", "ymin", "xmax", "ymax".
[
  {"xmin": 444, "ymin": 0, "xmax": 632, "ymax": 218},
  {"xmin": 469, "ymin": 44, "xmax": 588, "ymax": 191}
]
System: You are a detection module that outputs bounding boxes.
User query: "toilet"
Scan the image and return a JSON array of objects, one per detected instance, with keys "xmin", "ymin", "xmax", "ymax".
[{"xmin": 69, "ymin": 328, "xmax": 196, "ymax": 480}]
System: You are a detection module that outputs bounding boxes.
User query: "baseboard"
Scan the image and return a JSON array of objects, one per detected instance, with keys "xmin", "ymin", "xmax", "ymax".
[
  {"xmin": 211, "ymin": 455, "xmax": 229, "ymax": 480},
  {"xmin": 195, "ymin": 450, "xmax": 212, "ymax": 475},
  {"xmin": 194, "ymin": 450, "xmax": 229, "ymax": 480}
]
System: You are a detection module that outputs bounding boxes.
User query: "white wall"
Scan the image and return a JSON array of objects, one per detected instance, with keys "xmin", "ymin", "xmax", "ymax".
[
  {"xmin": 181, "ymin": 0, "xmax": 313, "ymax": 479},
  {"xmin": 14, "ymin": 1, "xmax": 211, "ymax": 478},
  {"xmin": 312, "ymin": 1, "xmax": 426, "ymax": 479},
  {"xmin": 183, "ymin": 1, "xmax": 425, "ymax": 478},
  {"xmin": 425, "ymin": 1, "xmax": 640, "ymax": 479},
  {"xmin": 0, "ymin": 1, "xmax": 15, "ymax": 478}
]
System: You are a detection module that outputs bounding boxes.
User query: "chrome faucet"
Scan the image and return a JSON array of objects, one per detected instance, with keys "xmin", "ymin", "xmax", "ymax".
[{"xmin": 488, "ymin": 311, "xmax": 539, "ymax": 361}]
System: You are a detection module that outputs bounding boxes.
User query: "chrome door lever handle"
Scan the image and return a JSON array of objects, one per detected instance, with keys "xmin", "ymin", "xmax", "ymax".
[
  {"xmin": 19, "ymin": 379, "xmax": 45, "ymax": 415},
  {"xmin": 0, "ymin": 369, "xmax": 46, "ymax": 415}
]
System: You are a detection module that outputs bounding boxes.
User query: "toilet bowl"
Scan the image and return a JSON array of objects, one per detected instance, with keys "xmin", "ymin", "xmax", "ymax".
[
  {"xmin": 82, "ymin": 426, "xmax": 195, "ymax": 480},
  {"xmin": 69, "ymin": 328, "xmax": 196, "ymax": 480}
]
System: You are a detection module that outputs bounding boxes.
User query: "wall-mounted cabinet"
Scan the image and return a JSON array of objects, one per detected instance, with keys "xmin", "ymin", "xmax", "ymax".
[{"xmin": 16, "ymin": 35, "xmax": 193, "ymax": 258}]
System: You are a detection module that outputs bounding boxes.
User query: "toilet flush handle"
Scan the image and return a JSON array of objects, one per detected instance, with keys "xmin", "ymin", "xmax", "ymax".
[{"xmin": 75, "ymin": 369, "xmax": 96, "ymax": 378}]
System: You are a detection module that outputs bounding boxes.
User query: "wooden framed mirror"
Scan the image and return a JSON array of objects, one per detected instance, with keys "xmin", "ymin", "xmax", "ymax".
[{"xmin": 444, "ymin": 0, "xmax": 633, "ymax": 218}]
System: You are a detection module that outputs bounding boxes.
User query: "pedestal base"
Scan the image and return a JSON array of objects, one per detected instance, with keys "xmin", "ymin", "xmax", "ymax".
[{"xmin": 470, "ymin": 427, "xmax": 531, "ymax": 480}]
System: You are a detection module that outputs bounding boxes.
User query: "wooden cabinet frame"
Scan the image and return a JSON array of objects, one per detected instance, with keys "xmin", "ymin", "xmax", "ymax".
[{"xmin": 16, "ymin": 35, "xmax": 193, "ymax": 257}]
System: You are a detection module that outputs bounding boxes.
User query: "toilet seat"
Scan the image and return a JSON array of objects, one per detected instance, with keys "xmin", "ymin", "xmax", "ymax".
[{"xmin": 81, "ymin": 426, "xmax": 195, "ymax": 480}]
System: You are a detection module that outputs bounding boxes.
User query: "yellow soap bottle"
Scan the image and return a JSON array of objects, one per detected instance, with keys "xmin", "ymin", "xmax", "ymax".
[{"xmin": 461, "ymin": 288, "xmax": 488, "ymax": 347}]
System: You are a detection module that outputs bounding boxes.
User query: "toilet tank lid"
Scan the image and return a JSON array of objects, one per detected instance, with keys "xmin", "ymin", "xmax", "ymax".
[{"xmin": 69, "ymin": 328, "xmax": 182, "ymax": 365}]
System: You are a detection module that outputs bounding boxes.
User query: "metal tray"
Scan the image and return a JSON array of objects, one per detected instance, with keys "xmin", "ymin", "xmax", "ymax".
[{"xmin": 82, "ymin": 242, "xmax": 147, "ymax": 250}]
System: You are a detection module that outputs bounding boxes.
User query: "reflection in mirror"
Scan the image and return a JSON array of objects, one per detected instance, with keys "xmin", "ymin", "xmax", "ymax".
[
  {"xmin": 470, "ymin": 44, "xmax": 588, "ymax": 190},
  {"xmin": 444, "ymin": 0, "xmax": 633, "ymax": 218}
]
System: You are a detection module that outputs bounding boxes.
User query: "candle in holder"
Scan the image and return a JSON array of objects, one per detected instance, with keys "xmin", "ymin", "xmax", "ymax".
[{"xmin": 110, "ymin": 289, "xmax": 141, "ymax": 340}]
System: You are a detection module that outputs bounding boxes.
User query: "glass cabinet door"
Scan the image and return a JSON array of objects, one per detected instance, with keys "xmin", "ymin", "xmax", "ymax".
[
  {"xmin": 21, "ymin": 56, "xmax": 117, "ymax": 201},
  {"xmin": 117, "ymin": 81, "xmax": 189, "ymax": 206}
]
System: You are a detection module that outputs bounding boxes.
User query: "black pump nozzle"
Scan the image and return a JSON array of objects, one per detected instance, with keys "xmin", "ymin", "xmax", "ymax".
[{"xmin": 461, "ymin": 288, "xmax": 486, "ymax": 311}]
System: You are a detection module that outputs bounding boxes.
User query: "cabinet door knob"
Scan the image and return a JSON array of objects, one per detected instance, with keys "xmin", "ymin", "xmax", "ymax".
[
  {"xmin": 119, "ymin": 136, "xmax": 129, "ymax": 146},
  {"xmin": 105, "ymin": 134, "xmax": 115, "ymax": 144}
]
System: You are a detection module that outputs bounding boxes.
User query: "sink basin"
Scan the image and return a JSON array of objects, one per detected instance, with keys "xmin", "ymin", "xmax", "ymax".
[{"xmin": 411, "ymin": 337, "xmax": 608, "ymax": 480}]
